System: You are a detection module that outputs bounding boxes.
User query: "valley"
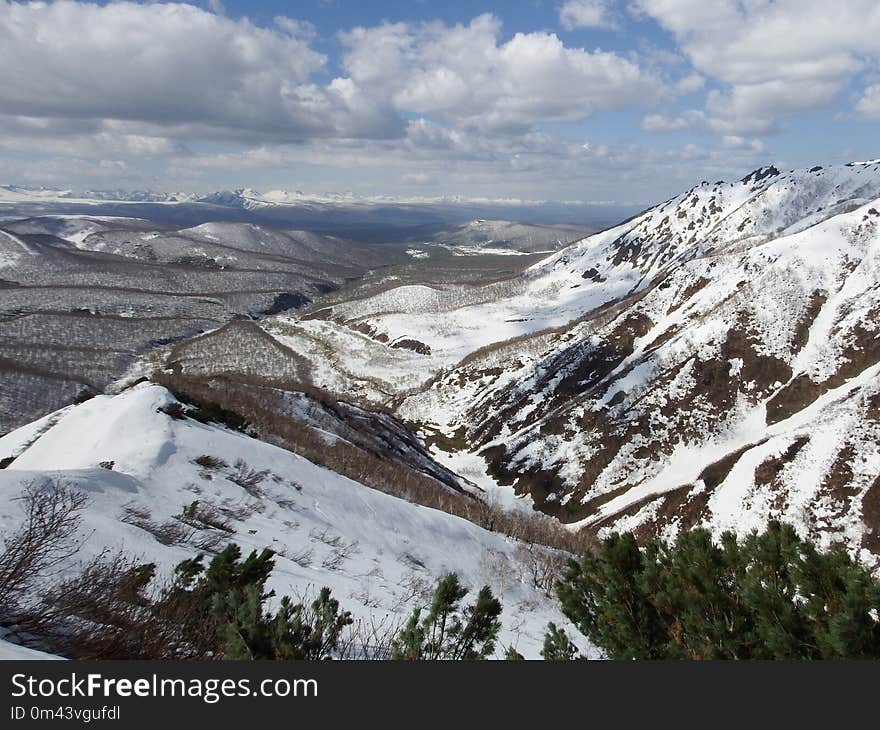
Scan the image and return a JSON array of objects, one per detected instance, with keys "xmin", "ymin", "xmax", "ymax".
[{"xmin": 2, "ymin": 160, "xmax": 880, "ymax": 659}]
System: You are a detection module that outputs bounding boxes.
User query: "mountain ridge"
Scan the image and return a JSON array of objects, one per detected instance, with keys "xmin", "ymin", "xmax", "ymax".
[{"xmin": 248, "ymin": 159, "xmax": 880, "ymax": 565}]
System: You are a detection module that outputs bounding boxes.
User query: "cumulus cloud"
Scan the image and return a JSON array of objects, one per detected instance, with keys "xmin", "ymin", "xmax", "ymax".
[
  {"xmin": 854, "ymin": 84, "xmax": 880, "ymax": 120},
  {"xmin": 172, "ymin": 126, "xmax": 769, "ymax": 204},
  {"xmin": 634, "ymin": 0, "xmax": 880, "ymax": 133},
  {"xmin": 559, "ymin": 0, "xmax": 618, "ymax": 30},
  {"xmin": 641, "ymin": 107, "xmax": 778, "ymax": 137},
  {"xmin": 340, "ymin": 14, "xmax": 660, "ymax": 131},
  {"xmin": 0, "ymin": 2, "xmax": 794, "ymax": 199},
  {"xmin": 0, "ymin": 1, "xmax": 397, "ymax": 142},
  {"xmin": 720, "ymin": 135, "xmax": 765, "ymax": 153}
]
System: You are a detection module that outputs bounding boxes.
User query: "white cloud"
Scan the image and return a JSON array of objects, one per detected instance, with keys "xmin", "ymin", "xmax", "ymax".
[
  {"xmin": 634, "ymin": 0, "xmax": 880, "ymax": 133},
  {"xmin": 0, "ymin": 1, "xmax": 397, "ymax": 142},
  {"xmin": 170, "ymin": 118, "xmax": 768, "ymax": 204},
  {"xmin": 641, "ymin": 107, "xmax": 778, "ymax": 137},
  {"xmin": 675, "ymin": 73, "xmax": 705, "ymax": 95},
  {"xmin": 340, "ymin": 14, "xmax": 660, "ymax": 131},
  {"xmin": 559, "ymin": 0, "xmax": 617, "ymax": 30},
  {"xmin": 641, "ymin": 110, "xmax": 705, "ymax": 131},
  {"xmin": 720, "ymin": 135, "xmax": 765, "ymax": 153},
  {"xmin": 0, "ymin": 2, "xmax": 780, "ymax": 199},
  {"xmin": 854, "ymin": 84, "xmax": 880, "ymax": 120}
]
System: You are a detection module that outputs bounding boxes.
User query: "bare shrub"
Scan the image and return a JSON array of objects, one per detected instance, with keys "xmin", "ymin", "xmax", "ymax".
[
  {"xmin": 150, "ymin": 521, "xmax": 195, "ymax": 547},
  {"xmin": 119, "ymin": 503, "xmax": 152, "ymax": 526},
  {"xmin": 286, "ymin": 546, "xmax": 314, "ymax": 568},
  {"xmin": 391, "ymin": 571, "xmax": 433, "ymax": 611},
  {"xmin": 481, "ymin": 550, "xmax": 514, "ymax": 601},
  {"xmin": 337, "ymin": 614, "xmax": 401, "ymax": 660},
  {"xmin": 310, "ymin": 527, "xmax": 343, "ymax": 547},
  {"xmin": 318, "ymin": 535, "xmax": 359, "ymax": 570},
  {"xmin": 119, "ymin": 503, "xmax": 193, "ymax": 546},
  {"xmin": 515, "ymin": 544, "xmax": 566, "ymax": 596},
  {"xmin": 361, "ymin": 565, "xmax": 384, "ymax": 580},
  {"xmin": 26, "ymin": 551, "xmax": 158, "ymax": 658},
  {"xmin": 228, "ymin": 459, "xmax": 269, "ymax": 497},
  {"xmin": 349, "ymin": 586, "xmax": 382, "ymax": 608},
  {"xmin": 0, "ymin": 482, "xmax": 87, "ymax": 617},
  {"xmin": 190, "ymin": 532, "xmax": 227, "ymax": 553},
  {"xmin": 177, "ymin": 500, "xmax": 235, "ymax": 533},
  {"xmin": 399, "ymin": 552, "xmax": 427, "ymax": 571},
  {"xmin": 219, "ymin": 499, "xmax": 259, "ymax": 522},
  {"xmin": 193, "ymin": 454, "xmax": 228, "ymax": 470},
  {"xmin": 30, "ymin": 551, "xmax": 213, "ymax": 659}
]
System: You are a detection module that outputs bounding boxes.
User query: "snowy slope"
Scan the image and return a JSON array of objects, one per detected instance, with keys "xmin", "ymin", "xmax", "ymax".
[
  {"xmin": 0, "ymin": 385, "xmax": 586, "ymax": 659},
  {"xmin": 308, "ymin": 165, "xmax": 875, "ymax": 357},
  {"xmin": 248, "ymin": 161, "xmax": 880, "ymax": 563},
  {"xmin": 384, "ymin": 162, "xmax": 880, "ymax": 565},
  {"xmin": 0, "ymin": 636, "xmax": 63, "ymax": 660},
  {"xmin": 429, "ymin": 219, "xmax": 590, "ymax": 254}
]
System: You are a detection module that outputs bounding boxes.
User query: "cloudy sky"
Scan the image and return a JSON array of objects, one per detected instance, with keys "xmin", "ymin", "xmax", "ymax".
[{"xmin": 1, "ymin": 0, "xmax": 879, "ymax": 204}]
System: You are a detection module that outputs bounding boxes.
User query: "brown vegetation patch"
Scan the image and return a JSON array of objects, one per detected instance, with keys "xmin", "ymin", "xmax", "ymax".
[
  {"xmin": 861, "ymin": 475, "xmax": 880, "ymax": 554},
  {"xmin": 826, "ymin": 318, "xmax": 880, "ymax": 388},
  {"xmin": 791, "ymin": 290, "xmax": 827, "ymax": 354},
  {"xmin": 701, "ymin": 441, "xmax": 764, "ymax": 490},
  {"xmin": 391, "ymin": 339, "xmax": 432, "ymax": 355},
  {"xmin": 865, "ymin": 391, "xmax": 880, "ymax": 422},
  {"xmin": 667, "ymin": 276, "xmax": 710, "ymax": 315},
  {"xmin": 631, "ymin": 485, "xmax": 711, "ymax": 543},
  {"xmin": 722, "ymin": 326, "xmax": 792, "ymax": 394},
  {"xmin": 641, "ymin": 323, "xmax": 682, "ymax": 354},
  {"xmin": 577, "ymin": 483, "xmax": 635, "ymax": 516},
  {"xmin": 765, "ymin": 374, "xmax": 827, "ymax": 425},
  {"xmin": 819, "ymin": 445, "xmax": 859, "ymax": 519},
  {"xmin": 754, "ymin": 436, "xmax": 810, "ymax": 488}
]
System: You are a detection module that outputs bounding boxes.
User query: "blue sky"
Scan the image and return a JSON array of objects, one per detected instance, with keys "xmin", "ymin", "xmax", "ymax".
[{"xmin": 0, "ymin": 1, "xmax": 878, "ymax": 205}]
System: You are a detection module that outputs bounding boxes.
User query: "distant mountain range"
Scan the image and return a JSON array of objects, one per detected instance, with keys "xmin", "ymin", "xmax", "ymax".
[
  {"xmin": 0, "ymin": 183, "xmax": 617, "ymax": 209},
  {"xmin": 0, "ymin": 184, "xmax": 634, "ymax": 237}
]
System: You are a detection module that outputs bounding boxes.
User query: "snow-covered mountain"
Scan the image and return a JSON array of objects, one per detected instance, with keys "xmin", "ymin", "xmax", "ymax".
[
  {"xmin": 429, "ymin": 219, "xmax": 591, "ymax": 254},
  {"xmin": 0, "ymin": 185, "xmax": 196, "ymax": 204},
  {"xmin": 0, "ymin": 184, "xmax": 629, "ymax": 237},
  {"xmin": 257, "ymin": 161, "xmax": 880, "ymax": 565},
  {"xmin": 0, "ymin": 184, "xmax": 605, "ymax": 213},
  {"xmin": 5, "ymin": 160, "xmax": 880, "ymax": 663},
  {"xmin": 0, "ymin": 384, "xmax": 583, "ymax": 659}
]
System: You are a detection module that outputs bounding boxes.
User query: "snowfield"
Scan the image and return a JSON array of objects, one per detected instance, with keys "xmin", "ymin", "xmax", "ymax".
[
  {"xmin": 0, "ymin": 384, "xmax": 588, "ymax": 659},
  {"xmin": 248, "ymin": 161, "xmax": 880, "ymax": 567}
]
